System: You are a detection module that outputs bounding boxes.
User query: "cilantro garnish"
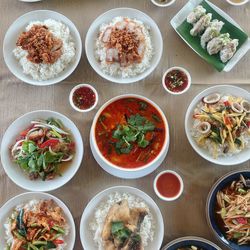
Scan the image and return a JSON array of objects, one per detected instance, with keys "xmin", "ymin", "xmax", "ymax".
[{"xmin": 112, "ymin": 114, "xmax": 155, "ymax": 154}]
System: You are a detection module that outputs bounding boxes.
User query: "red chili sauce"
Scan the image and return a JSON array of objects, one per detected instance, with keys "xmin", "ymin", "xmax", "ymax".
[
  {"xmin": 156, "ymin": 172, "xmax": 181, "ymax": 198},
  {"xmin": 73, "ymin": 86, "xmax": 96, "ymax": 110},
  {"xmin": 165, "ymin": 69, "xmax": 188, "ymax": 93}
]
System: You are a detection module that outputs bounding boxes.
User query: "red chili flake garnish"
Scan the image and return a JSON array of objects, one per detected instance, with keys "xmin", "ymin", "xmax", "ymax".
[
  {"xmin": 72, "ymin": 86, "xmax": 96, "ymax": 110},
  {"xmin": 224, "ymin": 101, "xmax": 230, "ymax": 107},
  {"xmin": 165, "ymin": 69, "xmax": 188, "ymax": 93}
]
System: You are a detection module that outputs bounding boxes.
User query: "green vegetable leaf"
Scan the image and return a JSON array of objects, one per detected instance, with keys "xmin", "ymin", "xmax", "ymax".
[
  {"xmin": 28, "ymin": 143, "xmax": 37, "ymax": 153},
  {"xmin": 112, "ymin": 114, "xmax": 155, "ymax": 155},
  {"xmin": 111, "ymin": 221, "xmax": 124, "ymax": 234},
  {"xmin": 28, "ymin": 158, "xmax": 37, "ymax": 172},
  {"xmin": 111, "ymin": 221, "xmax": 131, "ymax": 244},
  {"xmin": 37, "ymin": 154, "xmax": 44, "ymax": 168}
]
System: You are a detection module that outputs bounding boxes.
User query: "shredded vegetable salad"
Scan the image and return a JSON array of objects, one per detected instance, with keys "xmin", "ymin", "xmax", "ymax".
[
  {"xmin": 192, "ymin": 93, "xmax": 250, "ymax": 158},
  {"xmin": 11, "ymin": 118, "xmax": 75, "ymax": 181},
  {"xmin": 216, "ymin": 175, "xmax": 250, "ymax": 245},
  {"xmin": 5, "ymin": 199, "xmax": 68, "ymax": 250}
]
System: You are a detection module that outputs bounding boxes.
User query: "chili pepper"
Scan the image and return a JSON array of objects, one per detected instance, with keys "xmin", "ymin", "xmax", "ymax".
[
  {"xmin": 53, "ymin": 239, "xmax": 64, "ymax": 245},
  {"xmin": 39, "ymin": 139, "xmax": 59, "ymax": 149}
]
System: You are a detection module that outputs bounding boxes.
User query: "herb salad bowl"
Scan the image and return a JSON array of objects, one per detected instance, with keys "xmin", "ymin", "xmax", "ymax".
[
  {"xmin": 90, "ymin": 94, "xmax": 170, "ymax": 179},
  {"xmin": 0, "ymin": 110, "xmax": 84, "ymax": 191}
]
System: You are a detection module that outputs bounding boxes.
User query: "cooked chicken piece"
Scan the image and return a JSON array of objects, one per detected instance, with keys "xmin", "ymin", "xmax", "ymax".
[
  {"xmin": 121, "ymin": 233, "xmax": 144, "ymax": 250},
  {"xmin": 128, "ymin": 207, "xmax": 148, "ymax": 230},
  {"xmin": 102, "ymin": 200, "xmax": 130, "ymax": 240},
  {"xmin": 28, "ymin": 129, "xmax": 44, "ymax": 140},
  {"xmin": 104, "ymin": 240, "xmax": 116, "ymax": 250}
]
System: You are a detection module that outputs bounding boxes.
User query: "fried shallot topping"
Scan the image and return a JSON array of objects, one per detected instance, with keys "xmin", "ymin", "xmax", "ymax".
[
  {"xmin": 16, "ymin": 24, "xmax": 63, "ymax": 64},
  {"xmin": 101, "ymin": 20, "xmax": 145, "ymax": 67}
]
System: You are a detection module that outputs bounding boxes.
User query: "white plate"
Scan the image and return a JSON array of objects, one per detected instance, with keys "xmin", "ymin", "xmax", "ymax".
[
  {"xmin": 3, "ymin": 10, "xmax": 82, "ymax": 86},
  {"xmin": 0, "ymin": 192, "xmax": 75, "ymax": 249},
  {"xmin": 0, "ymin": 110, "xmax": 84, "ymax": 191},
  {"xmin": 85, "ymin": 8, "xmax": 163, "ymax": 84},
  {"xmin": 80, "ymin": 186, "xmax": 164, "ymax": 250},
  {"xmin": 185, "ymin": 85, "xmax": 250, "ymax": 166},
  {"xmin": 170, "ymin": 0, "xmax": 250, "ymax": 72}
]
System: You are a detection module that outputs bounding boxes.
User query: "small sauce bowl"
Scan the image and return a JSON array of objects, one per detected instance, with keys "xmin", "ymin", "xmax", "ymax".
[
  {"xmin": 151, "ymin": 0, "xmax": 176, "ymax": 7},
  {"xmin": 162, "ymin": 66, "xmax": 191, "ymax": 95},
  {"xmin": 69, "ymin": 83, "xmax": 98, "ymax": 113},
  {"xmin": 226, "ymin": 0, "xmax": 249, "ymax": 6},
  {"xmin": 154, "ymin": 170, "xmax": 184, "ymax": 201}
]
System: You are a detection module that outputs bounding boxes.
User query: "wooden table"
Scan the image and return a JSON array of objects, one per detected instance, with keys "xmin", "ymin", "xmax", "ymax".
[{"xmin": 0, "ymin": 1, "xmax": 250, "ymax": 249}]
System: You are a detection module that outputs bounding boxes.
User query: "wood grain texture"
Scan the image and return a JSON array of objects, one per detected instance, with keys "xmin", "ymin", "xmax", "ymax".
[{"xmin": 0, "ymin": 1, "xmax": 250, "ymax": 250}]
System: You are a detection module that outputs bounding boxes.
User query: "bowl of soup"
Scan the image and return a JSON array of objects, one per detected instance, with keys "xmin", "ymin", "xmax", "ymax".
[{"xmin": 90, "ymin": 94, "xmax": 170, "ymax": 179}]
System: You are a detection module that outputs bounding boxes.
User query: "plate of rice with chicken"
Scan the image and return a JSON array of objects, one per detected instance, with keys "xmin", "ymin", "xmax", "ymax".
[{"xmin": 80, "ymin": 186, "xmax": 164, "ymax": 250}]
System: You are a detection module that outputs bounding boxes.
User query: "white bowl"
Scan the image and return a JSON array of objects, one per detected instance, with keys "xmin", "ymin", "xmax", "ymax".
[
  {"xmin": 90, "ymin": 94, "xmax": 170, "ymax": 179},
  {"xmin": 151, "ymin": 0, "xmax": 176, "ymax": 7},
  {"xmin": 69, "ymin": 84, "xmax": 98, "ymax": 113},
  {"xmin": 226, "ymin": 0, "xmax": 249, "ymax": 6},
  {"xmin": 3, "ymin": 10, "xmax": 82, "ymax": 86},
  {"xmin": 162, "ymin": 66, "xmax": 191, "ymax": 95},
  {"xmin": 0, "ymin": 110, "xmax": 84, "ymax": 191},
  {"xmin": 80, "ymin": 186, "xmax": 164, "ymax": 250},
  {"xmin": 153, "ymin": 170, "xmax": 184, "ymax": 201},
  {"xmin": 185, "ymin": 85, "xmax": 250, "ymax": 166},
  {"xmin": 0, "ymin": 192, "xmax": 75, "ymax": 249},
  {"xmin": 85, "ymin": 8, "xmax": 163, "ymax": 84}
]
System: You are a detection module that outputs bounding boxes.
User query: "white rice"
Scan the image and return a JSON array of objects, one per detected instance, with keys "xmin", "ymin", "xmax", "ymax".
[
  {"xmin": 13, "ymin": 19, "xmax": 76, "ymax": 81},
  {"xmin": 89, "ymin": 192, "xmax": 155, "ymax": 250},
  {"xmin": 4, "ymin": 199, "xmax": 68, "ymax": 250},
  {"xmin": 191, "ymin": 94, "xmax": 250, "ymax": 158},
  {"xmin": 95, "ymin": 16, "xmax": 153, "ymax": 78}
]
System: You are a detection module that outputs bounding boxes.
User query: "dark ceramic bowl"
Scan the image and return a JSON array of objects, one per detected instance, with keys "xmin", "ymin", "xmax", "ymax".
[
  {"xmin": 206, "ymin": 170, "xmax": 250, "ymax": 250},
  {"xmin": 162, "ymin": 236, "xmax": 221, "ymax": 250}
]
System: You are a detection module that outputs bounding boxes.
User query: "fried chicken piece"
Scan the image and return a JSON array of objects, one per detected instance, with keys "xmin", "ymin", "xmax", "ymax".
[{"xmin": 102, "ymin": 200, "xmax": 130, "ymax": 241}]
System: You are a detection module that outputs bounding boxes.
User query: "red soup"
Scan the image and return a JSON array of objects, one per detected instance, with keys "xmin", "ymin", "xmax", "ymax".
[
  {"xmin": 95, "ymin": 97, "xmax": 166, "ymax": 168},
  {"xmin": 156, "ymin": 172, "xmax": 181, "ymax": 198}
]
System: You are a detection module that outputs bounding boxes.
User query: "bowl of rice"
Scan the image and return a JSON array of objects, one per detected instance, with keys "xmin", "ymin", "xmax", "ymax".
[
  {"xmin": 185, "ymin": 85, "xmax": 250, "ymax": 165},
  {"xmin": 80, "ymin": 186, "xmax": 164, "ymax": 250},
  {"xmin": 3, "ymin": 10, "xmax": 82, "ymax": 86},
  {"xmin": 0, "ymin": 192, "xmax": 76, "ymax": 249},
  {"xmin": 85, "ymin": 8, "xmax": 163, "ymax": 84}
]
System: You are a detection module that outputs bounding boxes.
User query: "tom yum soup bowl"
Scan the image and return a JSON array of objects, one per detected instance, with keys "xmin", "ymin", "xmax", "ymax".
[{"xmin": 90, "ymin": 94, "xmax": 170, "ymax": 179}]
